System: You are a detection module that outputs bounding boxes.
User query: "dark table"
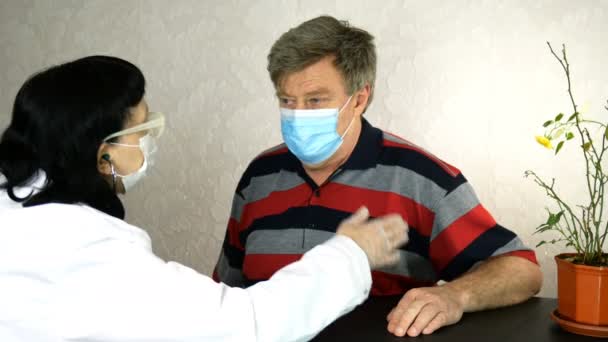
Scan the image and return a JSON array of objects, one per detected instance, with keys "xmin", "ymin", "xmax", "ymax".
[{"xmin": 312, "ymin": 296, "xmax": 600, "ymax": 341}]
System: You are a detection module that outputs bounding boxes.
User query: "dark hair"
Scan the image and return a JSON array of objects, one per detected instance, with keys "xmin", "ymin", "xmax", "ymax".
[{"xmin": 0, "ymin": 55, "xmax": 146, "ymax": 218}]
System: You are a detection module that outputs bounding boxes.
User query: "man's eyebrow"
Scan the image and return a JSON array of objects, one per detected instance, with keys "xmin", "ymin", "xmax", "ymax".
[
  {"xmin": 276, "ymin": 88, "xmax": 332, "ymax": 97},
  {"xmin": 304, "ymin": 88, "xmax": 331, "ymax": 96}
]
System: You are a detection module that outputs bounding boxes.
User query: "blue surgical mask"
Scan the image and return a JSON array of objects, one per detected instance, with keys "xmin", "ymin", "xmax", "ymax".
[{"xmin": 280, "ymin": 96, "xmax": 353, "ymax": 166}]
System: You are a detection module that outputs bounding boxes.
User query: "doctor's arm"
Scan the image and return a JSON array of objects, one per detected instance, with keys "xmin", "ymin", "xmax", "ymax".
[{"xmin": 58, "ymin": 208, "xmax": 407, "ymax": 342}]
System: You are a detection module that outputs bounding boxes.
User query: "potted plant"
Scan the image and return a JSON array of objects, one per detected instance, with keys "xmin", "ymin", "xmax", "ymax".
[{"xmin": 525, "ymin": 42, "xmax": 608, "ymax": 338}]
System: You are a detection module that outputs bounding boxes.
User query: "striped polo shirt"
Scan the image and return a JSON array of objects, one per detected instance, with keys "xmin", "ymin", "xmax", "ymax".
[{"xmin": 213, "ymin": 119, "xmax": 537, "ymax": 295}]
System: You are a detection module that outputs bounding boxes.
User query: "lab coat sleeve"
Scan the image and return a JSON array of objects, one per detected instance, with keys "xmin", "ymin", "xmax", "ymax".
[
  {"xmin": 247, "ymin": 235, "xmax": 372, "ymax": 341},
  {"xmin": 55, "ymin": 234, "xmax": 371, "ymax": 342}
]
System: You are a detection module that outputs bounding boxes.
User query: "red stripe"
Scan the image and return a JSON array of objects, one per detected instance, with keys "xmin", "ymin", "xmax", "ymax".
[
  {"xmin": 243, "ymin": 254, "xmax": 435, "ymax": 295},
  {"xmin": 310, "ymin": 182, "xmax": 435, "ymax": 237},
  {"xmin": 382, "ymin": 137, "xmax": 460, "ymax": 177},
  {"xmin": 429, "ymin": 204, "xmax": 496, "ymax": 271},
  {"xmin": 370, "ymin": 271, "xmax": 435, "ymax": 296},
  {"xmin": 501, "ymin": 250, "xmax": 539, "ymax": 265},
  {"xmin": 238, "ymin": 182, "xmax": 435, "ymax": 238},
  {"xmin": 238, "ymin": 183, "xmax": 312, "ymax": 232},
  {"xmin": 243, "ymin": 254, "xmax": 302, "ymax": 280},
  {"xmin": 227, "ymin": 218, "xmax": 244, "ymax": 249}
]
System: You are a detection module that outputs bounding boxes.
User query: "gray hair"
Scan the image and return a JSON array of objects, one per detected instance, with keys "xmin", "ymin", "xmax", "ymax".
[{"xmin": 267, "ymin": 15, "xmax": 376, "ymax": 109}]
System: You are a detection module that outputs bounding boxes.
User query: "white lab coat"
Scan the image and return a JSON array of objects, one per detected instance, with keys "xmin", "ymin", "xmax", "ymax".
[{"xmin": 0, "ymin": 173, "xmax": 371, "ymax": 342}]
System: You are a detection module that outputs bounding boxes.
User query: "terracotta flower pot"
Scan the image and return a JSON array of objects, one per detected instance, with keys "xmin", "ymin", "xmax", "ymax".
[{"xmin": 555, "ymin": 253, "xmax": 608, "ymax": 325}]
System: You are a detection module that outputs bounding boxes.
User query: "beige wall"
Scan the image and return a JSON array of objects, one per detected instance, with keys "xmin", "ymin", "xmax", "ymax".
[{"xmin": 1, "ymin": 0, "xmax": 607, "ymax": 298}]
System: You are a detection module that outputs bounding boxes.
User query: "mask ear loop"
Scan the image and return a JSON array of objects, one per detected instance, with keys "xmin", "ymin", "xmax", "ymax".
[
  {"xmin": 102, "ymin": 154, "xmax": 117, "ymax": 193},
  {"xmin": 110, "ymin": 162, "xmax": 117, "ymax": 193},
  {"xmin": 339, "ymin": 95, "xmax": 355, "ymax": 139}
]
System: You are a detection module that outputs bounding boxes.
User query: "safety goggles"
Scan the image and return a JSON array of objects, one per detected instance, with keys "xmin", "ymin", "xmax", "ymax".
[{"xmin": 103, "ymin": 111, "xmax": 165, "ymax": 142}]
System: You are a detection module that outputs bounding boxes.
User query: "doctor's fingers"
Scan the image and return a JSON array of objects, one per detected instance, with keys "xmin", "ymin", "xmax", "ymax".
[{"xmin": 371, "ymin": 215, "xmax": 409, "ymax": 248}]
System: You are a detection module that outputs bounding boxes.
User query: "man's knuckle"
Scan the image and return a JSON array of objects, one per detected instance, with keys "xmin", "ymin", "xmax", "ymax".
[
  {"xmin": 407, "ymin": 289, "xmax": 420, "ymax": 297},
  {"xmin": 437, "ymin": 312, "xmax": 448, "ymax": 324}
]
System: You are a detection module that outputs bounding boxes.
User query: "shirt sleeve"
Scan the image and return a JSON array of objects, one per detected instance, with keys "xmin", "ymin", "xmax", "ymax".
[
  {"xmin": 213, "ymin": 186, "xmax": 248, "ymax": 287},
  {"xmin": 428, "ymin": 178, "xmax": 538, "ymax": 281},
  {"xmin": 54, "ymin": 235, "xmax": 371, "ymax": 342}
]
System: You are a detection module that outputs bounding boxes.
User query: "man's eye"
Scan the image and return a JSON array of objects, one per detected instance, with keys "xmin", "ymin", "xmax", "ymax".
[
  {"xmin": 280, "ymin": 98, "xmax": 292, "ymax": 105},
  {"xmin": 309, "ymin": 98, "xmax": 321, "ymax": 105}
]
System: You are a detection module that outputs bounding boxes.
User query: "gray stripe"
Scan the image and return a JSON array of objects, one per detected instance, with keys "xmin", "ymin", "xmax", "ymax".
[
  {"xmin": 468, "ymin": 238, "xmax": 532, "ymax": 271},
  {"xmin": 430, "ymin": 182, "xmax": 480, "ymax": 241},
  {"xmin": 333, "ymin": 165, "xmax": 447, "ymax": 212},
  {"xmin": 229, "ymin": 194, "xmax": 246, "ymax": 223},
  {"xmin": 247, "ymin": 229, "xmax": 437, "ymax": 282},
  {"xmin": 216, "ymin": 252, "xmax": 247, "ymax": 288},
  {"xmin": 235, "ymin": 149, "xmax": 452, "ymax": 224},
  {"xmin": 231, "ymin": 170, "xmax": 305, "ymax": 221},
  {"xmin": 491, "ymin": 237, "xmax": 531, "ymax": 257},
  {"xmin": 382, "ymin": 132, "xmax": 459, "ymax": 177},
  {"xmin": 377, "ymin": 250, "xmax": 438, "ymax": 282},
  {"xmin": 246, "ymin": 229, "xmax": 334, "ymax": 254}
]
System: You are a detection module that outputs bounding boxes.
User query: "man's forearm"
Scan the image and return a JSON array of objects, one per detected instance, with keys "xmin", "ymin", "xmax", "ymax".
[{"xmin": 443, "ymin": 255, "xmax": 543, "ymax": 312}]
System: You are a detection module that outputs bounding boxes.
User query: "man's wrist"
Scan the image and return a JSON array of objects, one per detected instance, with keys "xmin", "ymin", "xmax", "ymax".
[{"xmin": 442, "ymin": 281, "xmax": 471, "ymax": 312}]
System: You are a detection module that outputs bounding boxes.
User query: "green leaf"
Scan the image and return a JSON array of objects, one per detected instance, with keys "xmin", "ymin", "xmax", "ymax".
[
  {"xmin": 543, "ymin": 120, "xmax": 553, "ymax": 127},
  {"xmin": 534, "ymin": 225, "xmax": 554, "ymax": 234},
  {"xmin": 545, "ymin": 211, "xmax": 564, "ymax": 226},
  {"xmin": 536, "ymin": 240, "xmax": 547, "ymax": 247},
  {"xmin": 555, "ymin": 113, "xmax": 564, "ymax": 121},
  {"xmin": 554, "ymin": 211, "xmax": 564, "ymax": 224},
  {"xmin": 566, "ymin": 132, "xmax": 574, "ymax": 140},
  {"xmin": 555, "ymin": 141, "xmax": 564, "ymax": 154},
  {"xmin": 567, "ymin": 112, "xmax": 579, "ymax": 122},
  {"xmin": 604, "ymin": 126, "xmax": 608, "ymax": 140},
  {"xmin": 583, "ymin": 142, "xmax": 592, "ymax": 152}
]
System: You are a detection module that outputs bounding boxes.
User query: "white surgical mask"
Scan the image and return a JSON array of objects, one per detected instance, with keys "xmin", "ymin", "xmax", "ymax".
[
  {"xmin": 102, "ymin": 111, "xmax": 165, "ymax": 193},
  {"xmin": 109, "ymin": 134, "xmax": 158, "ymax": 192}
]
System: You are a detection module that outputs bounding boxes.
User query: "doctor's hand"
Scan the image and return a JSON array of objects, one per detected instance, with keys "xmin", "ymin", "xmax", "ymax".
[{"xmin": 336, "ymin": 206, "xmax": 408, "ymax": 269}]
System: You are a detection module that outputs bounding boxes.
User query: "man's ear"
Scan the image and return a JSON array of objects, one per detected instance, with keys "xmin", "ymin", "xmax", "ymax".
[
  {"xmin": 353, "ymin": 84, "xmax": 371, "ymax": 117},
  {"xmin": 97, "ymin": 143, "xmax": 112, "ymax": 176}
]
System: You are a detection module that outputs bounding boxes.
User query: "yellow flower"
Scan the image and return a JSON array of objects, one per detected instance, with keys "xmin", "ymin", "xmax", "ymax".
[{"xmin": 535, "ymin": 136, "xmax": 553, "ymax": 149}]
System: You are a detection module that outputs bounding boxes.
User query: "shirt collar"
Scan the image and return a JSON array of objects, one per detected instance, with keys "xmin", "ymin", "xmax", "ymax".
[
  {"xmin": 290, "ymin": 117, "xmax": 383, "ymax": 183},
  {"xmin": 339, "ymin": 118, "xmax": 383, "ymax": 170}
]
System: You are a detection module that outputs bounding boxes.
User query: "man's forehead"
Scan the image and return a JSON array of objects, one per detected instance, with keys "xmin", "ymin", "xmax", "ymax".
[
  {"xmin": 277, "ymin": 84, "xmax": 333, "ymax": 97},
  {"xmin": 278, "ymin": 56, "xmax": 345, "ymax": 95}
]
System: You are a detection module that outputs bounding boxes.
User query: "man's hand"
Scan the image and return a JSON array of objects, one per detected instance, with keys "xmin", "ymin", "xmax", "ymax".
[
  {"xmin": 386, "ymin": 285, "xmax": 464, "ymax": 337},
  {"xmin": 336, "ymin": 206, "xmax": 409, "ymax": 269},
  {"xmin": 386, "ymin": 255, "xmax": 542, "ymax": 337}
]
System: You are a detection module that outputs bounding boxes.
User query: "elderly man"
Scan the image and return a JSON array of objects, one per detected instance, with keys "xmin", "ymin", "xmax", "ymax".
[{"xmin": 213, "ymin": 15, "xmax": 542, "ymax": 337}]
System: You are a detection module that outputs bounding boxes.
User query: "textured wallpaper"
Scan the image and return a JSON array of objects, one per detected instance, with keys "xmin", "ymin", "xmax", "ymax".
[{"xmin": 1, "ymin": 0, "xmax": 607, "ymax": 298}]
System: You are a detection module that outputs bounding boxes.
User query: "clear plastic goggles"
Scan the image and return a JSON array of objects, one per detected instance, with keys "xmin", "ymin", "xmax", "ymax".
[{"xmin": 103, "ymin": 111, "xmax": 165, "ymax": 142}]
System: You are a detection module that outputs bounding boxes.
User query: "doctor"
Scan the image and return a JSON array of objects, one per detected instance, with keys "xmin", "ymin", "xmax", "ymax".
[{"xmin": 0, "ymin": 56, "xmax": 408, "ymax": 342}]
